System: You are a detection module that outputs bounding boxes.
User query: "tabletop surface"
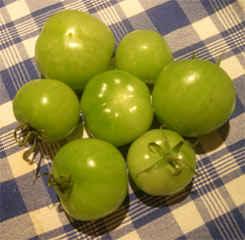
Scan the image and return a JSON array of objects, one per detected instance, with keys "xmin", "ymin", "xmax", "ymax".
[{"xmin": 0, "ymin": 0, "xmax": 244, "ymax": 239}]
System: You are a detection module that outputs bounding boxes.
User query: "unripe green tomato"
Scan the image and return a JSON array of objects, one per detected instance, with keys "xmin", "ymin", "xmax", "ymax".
[
  {"xmin": 51, "ymin": 138, "xmax": 128, "ymax": 221},
  {"xmin": 13, "ymin": 79, "xmax": 80, "ymax": 142},
  {"xmin": 152, "ymin": 59, "xmax": 236, "ymax": 137},
  {"xmin": 35, "ymin": 10, "xmax": 115, "ymax": 91},
  {"xmin": 81, "ymin": 70, "xmax": 153, "ymax": 146},
  {"xmin": 115, "ymin": 30, "xmax": 173, "ymax": 84},
  {"xmin": 127, "ymin": 129, "xmax": 196, "ymax": 196}
]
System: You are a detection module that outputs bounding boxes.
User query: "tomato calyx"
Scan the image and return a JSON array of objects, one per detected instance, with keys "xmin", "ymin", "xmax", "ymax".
[
  {"xmin": 14, "ymin": 123, "xmax": 41, "ymax": 148},
  {"xmin": 14, "ymin": 123, "xmax": 56, "ymax": 180},
  {"xmin": 48, "ymin": 174, "xmax": 73, "ymax": 195},
  {"xmin": 135, "ymin": 138, "xmax": 196, "ymax": 177},
  {"xmin": 148, "ymin": 141, "xmax": 185, "ymax": 176}
]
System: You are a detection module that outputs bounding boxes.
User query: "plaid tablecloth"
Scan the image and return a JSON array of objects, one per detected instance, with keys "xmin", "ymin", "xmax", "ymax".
[{"xmin": 0, "ymin": 0, "xmax": 244, "ymax": 239}]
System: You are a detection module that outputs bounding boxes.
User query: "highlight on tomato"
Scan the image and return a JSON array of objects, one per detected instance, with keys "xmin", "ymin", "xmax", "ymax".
[
  {"xmin": 35, "ymin": 10, "xmax": 115, "ymax": 91},
  {"xmin": 115, "ymin": 30, "xmax": 173, "ymax": 84},
  {"xmin": 50, "ymin": 138, "xmax": 128, "ymax": 221},
  {"xmin": 152, "ymin": 59, "xmax": 236, "ymax": 137},
  {"xmin": 81, "ymin": 70, "xmax": 153, "ymax": 146},
  {"xmin": 127, "ymin": 129, "xmax": 196, "ymax": 196}
]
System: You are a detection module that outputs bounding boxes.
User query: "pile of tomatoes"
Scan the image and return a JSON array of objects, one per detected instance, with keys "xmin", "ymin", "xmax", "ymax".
[{"xmin": 13, "ymin": 10, "xmax": 235, "ymax": 221}]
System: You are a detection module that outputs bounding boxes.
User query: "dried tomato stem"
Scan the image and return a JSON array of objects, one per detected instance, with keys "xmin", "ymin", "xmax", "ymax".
[{"xmin": 14, "ymin": 123, "xmax": 47, "ymax": 179}]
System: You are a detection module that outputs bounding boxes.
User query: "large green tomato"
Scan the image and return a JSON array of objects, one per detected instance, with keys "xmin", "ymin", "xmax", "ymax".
[
  {"xmin": 51, "ymin": 138, "xmax": 128, "ymax": 221},
  {"xmin": 152, "ymin": 59, "xmax": 236, "ymax": 137},
  {"xmin": 127, "ymin": 129, "xmax": 196, "ymax": 196},
  {"xmin": 13, "ymin": 79, "xmax": 80, "ymax": 142},
  {"xmin": 115, "ymin": 30, "xmax": 172, "ymax": 84},
  {"xmin": 35, "ymin": 10, "xmax": 115, "ymax": 91},
  {"xmin": 81, "ymin": 70, "xmax": 153, "ymax": 146}
]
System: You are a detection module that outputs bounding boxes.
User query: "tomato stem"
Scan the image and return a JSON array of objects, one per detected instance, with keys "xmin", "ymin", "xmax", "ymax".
[
  {"xmin": 14, "ymin": 123, "xmax": 58, "ymax": 180},
  {"xmin": 143, "ymin": 140, "xmax": 197, "ymax": 177},
  {"xmin": 168, "ymin": 141, "xmax": 197, "ymax": 175},
  {"xmin": 166, "ymin": 155, "xmax": 183, "ymax": 176}
]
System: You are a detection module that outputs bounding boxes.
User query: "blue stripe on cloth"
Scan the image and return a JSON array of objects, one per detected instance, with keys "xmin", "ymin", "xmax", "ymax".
[
  {"xmin": 0, "ymin": 35, "xmax": 22, "ymax": 51},
  {"xmin": 206, "ymin": 220, "xmax": 224, "ymax": 240},
  {"xmin": 0, "ymin": 0, "xmax": 15, "ymax": 8},
  {"xmin": 30, "ymin": 226, "xmax": 69, "ymax": 240},
  {"xmin": 83, "ymin": 0, "xmax": 118, "ymax": 14},
  {"xmin": 176, "ymin": 236, "xmax": 188, "ymax": 240},
  {"xmin": 0, "ymin": 165, "xmax": 58, "ymax": 221},
  {"xmin": 110, "ymin": 19, "xmax": 134, "ymax": 43},
  {"xmin": 205, "ymin": 208, "xmax": 245, "ymax": 240},
  {"xmin": 132, "ymin": 205, "xmax": 170, "ymax": 228},
  {"xmin": 174, "ymin": 21, "xmax": 245, "ymax": 61},
  {"xmin": 1, "ymin": 59, "xmax": 39, "ymax": 99},
  {"xmin": 33, "ymin": 216, "xmax": 115, "ymax": 240},
  {"xmin": 230, "ymin": 207, "xmax": 245, "ymax": 235},
  {"xmin": 0, "ymin": 145, "xmax": 20, "ymax": 159},
  {"xmin": 146, "ymin": 0, "xmax": 190, "ymax": 35},
  {"xmin": 0, "ymin": 179, "xmax": 27, "ymax": 222},
  {"xmin": 39, "ymin": 165, "xmax": 59, "ymax": 203},
  {"xmin": 227, "ymin": 139, "xmax": 245, "ymax": 154},
  {"xmin": 30, "ymin": 2, "xmax": 64, "ymax": 26},
  {"xmin": 0, "ymin": 141, "xmax": 6, "ymax": 158},
  {"xmin": 200, "ymin": 0, "xmax": 235, "ymax": 15},
  {"xmin": 0, "ymin": 20, "xmax": 15, "ymax": 32},
  {"xmin": 232, "ymin": 46, "xmax": 245, "ymax": 55},
  {"xmin": 220, "ymin": 23, "xmax": 245, "ymax": 53},
  {"xmin": 173, "ymin": 41, "xmax": 209, "ymax": 59}
]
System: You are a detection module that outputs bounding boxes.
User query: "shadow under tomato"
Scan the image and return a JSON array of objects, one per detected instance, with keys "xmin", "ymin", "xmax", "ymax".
[
  {"xmin": 150, "ymin": 115, "xmax": 162, "ymax": 129},
  {"xmin": 118, "ymin": 143, "xmax": 130, "ymax": 159},
  {"xmin": 65, "ymin": 194, "xmax": 129, "ymax": 238},
  {"xmin": 147, "ymin": 82, "xmax": 154, "ymax": 92},
  {"xmin": 129, "ymin": 176, "xmax": 193, "ymax": 209},
  {"xmin": 192, "ymin": 121, "xmax": 230, "ymax": 154}
]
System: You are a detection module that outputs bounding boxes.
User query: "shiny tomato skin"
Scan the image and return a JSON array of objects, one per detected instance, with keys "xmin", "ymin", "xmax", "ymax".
[
  {"xmin": 152, "ymin": 59, "xmax": 236, "ymax": 137},
  {"xmin": 115, "ymin": 30, "xmax": 173, "ymax": 84},
  {"xmin": 52, "ymin": 138, "xmax": 128, "ymax": 221},
  {"xmin": 127, "ymin": 129, "xmax": 196, "ymax": 196},
  {"xmin": 81, "ymin": 70, "xmax": 153, "ymax": 146},
  {"xmin": 35, "ymin": 10, "xmax": 115, "ymax": 91},
  {"xmin": 13, "ymin": 79, "xmax": 80, "ymax": 142}
]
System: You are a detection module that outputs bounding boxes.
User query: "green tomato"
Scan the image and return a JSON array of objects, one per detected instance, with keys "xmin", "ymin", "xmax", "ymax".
[
  {"xmin": 81, "ymin": 70, "xmax": 153, "ymax": 146},
  {"xmin": 35, "ymin": 10, "xmax": 115, "ymax": 91},
  {"xmin": 115, "ymin": 30, "xmax": 172, "ymax": 84},
  {"xmin": 13, "ymin": 79, "xmax": 80, "ymax": 142},
  {"xmin": 152, "ymin": 59, "xmax": 236, "ymax": 137},
  {"xmin": 127, "ymin": 129, "xmax": 196, "ymax": 196},
  {"xmin": 51, "ymin": 138, "xmax": 128, "ymax": 221}
]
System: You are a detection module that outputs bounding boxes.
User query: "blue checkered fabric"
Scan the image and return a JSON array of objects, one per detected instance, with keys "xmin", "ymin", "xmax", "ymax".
[{"xmin": 0, "ymin": 0, "xmax": 244, "ymax": 239}]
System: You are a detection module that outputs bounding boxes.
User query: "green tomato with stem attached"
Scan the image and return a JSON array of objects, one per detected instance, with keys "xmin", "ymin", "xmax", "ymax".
[
  {"xmin": 127, "ymin": 129, "xmax": 196, "ymax": 196},
  {"xmin": 81, "ymin": 70, "xmax": 153, "ymax": 146},
  {"xmin": 51, "ymin": 138, "xmax": 128, "ymax": 221},
  {"xmin": 35, "ymin": 10, "xmax": 115, "ymax": 91},
  {"xmin": 13, "ymin": 79, "xmax": 80, "ymax": 142},
  {"xmin": 115, "ymin": 30, "xmax": 173, "ymax": 84}
]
